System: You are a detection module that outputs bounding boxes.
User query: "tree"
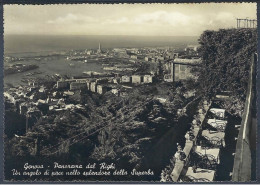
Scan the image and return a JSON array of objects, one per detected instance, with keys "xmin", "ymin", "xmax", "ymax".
[{"xmin": 196, "ymin": 29, "xmax": 257, "ymax": 101}]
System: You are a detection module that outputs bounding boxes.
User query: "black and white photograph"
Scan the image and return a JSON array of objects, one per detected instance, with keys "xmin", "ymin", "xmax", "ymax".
[{"xmin": 2, "ymin": 2, "xmax": 258, "ymax": 182}]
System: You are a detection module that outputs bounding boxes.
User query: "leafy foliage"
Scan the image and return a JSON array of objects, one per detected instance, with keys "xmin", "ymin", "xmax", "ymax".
[{"xmin": 196, "ymin": 29, "xmax": 257, "ymax": 101}]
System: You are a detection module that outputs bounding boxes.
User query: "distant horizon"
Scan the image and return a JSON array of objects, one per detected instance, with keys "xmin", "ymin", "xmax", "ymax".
[{"xmin": 4, "ymin": 34, "xmax": 199, "ymax": 54}]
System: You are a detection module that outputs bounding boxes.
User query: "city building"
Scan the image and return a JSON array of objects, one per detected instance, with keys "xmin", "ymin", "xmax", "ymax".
[
  {"xmin": 57, "ymin": 79, "xmax": 77, "ymax": 89},
  {"xmin": 113, "ymin": 48, "xmax": 128, "ymax": 58},
  {"xmin": 57, "ymin": 81, "xmax": 69, "ymax": 89},
  {"xmin": 132, "ymin": 75, "xmax": 142, "ymax": 84},
  {"xmin": 90, "ymin": 82, "xmax": 97, "ymax": 93},
  {"xmin": 19, "ymin": 102, "xmax": 28, "ymax": 115},
  {"xmin": 97, "ymin": 85, "xmax": 107, "ymax": 94},
  {"xmin": 4, "ymin": 92, "xmax": 16, "ymax": 104},
  {"xmin": 143, "ymin": 75, "xmax": 153, "ymax": 83},
  {"xmin": 174, "ymin": 58, "xmax": 201, "ymax": 64},
  {"xmin": 113, "ymin": 78, "xmax": 120, "ymax": 84},
  {"xmin": 164, "ymin": 62, "xmax": 174, "ymax": 82},
  {"xmin": 97, "ymin": 79, "xmax": 109, "ymax": 84},
  {"xmin": 75, "ymin": 79, "xmax": 88, "ymax": 83},
  {"xmin": 137, "ymin": 55, "xmax": 145, "ymax": 59},
  {"xmin": 113, "ymin": 48, "xmax": 127, "ymax": 53},
  {"xmin": 111, "ymin": 88, "xmax": 120, "ymax": 96},
  {"xmin": 185, "ymin": 45, "xmax": 199, "ymax": 52},
  {"xmin": 164, "ymin": 74, "xmax": 174, "ymax": 82},
  {"xmin": 27, "ymin": 107, "xmax": 42, "ymax": 118},
  {"xmin": 165, "ymin": 52, "xmax": 178, "ymax": 59},
  {"xmin": 145, "ymin": 57, "xmax": 152, "ymax": 62},
  {"xmin": 164, "ymin": 58, "xmax": 201, "ymax": 82},
  {"xmin": 157, "ymin": 56, "xmax": 165, "ymax": 61},
  {"xmin": 63, "ymin": 91, "xmax": 74, "ymax": 96},
  {"xmin": 130, "ymin": 55, "xmax": 138, "ymax": 59},
  {"xmin": 87, "ymin": 50, "xmax": 94, "ymax": 55},
  {"xmin": 28, "ymin": 81, "xmax": 39, "ymax": 87},
  {"xmin": 70, "ymin": 82, "xmax": 87, "ymax": 91},
  {"xmin": 174, "ymin": 63, "xmax": 194, "ymax": 81},
  {"xmin": 121, "ymin": 75, "xmax": 131, "ymax": 83},
  {"xmin": 86, "ymin": 82, "xmax": 91, "ymax": 90},
  {"xmin": 39, "ymin": 86, "xmax": 46, "ymax": 93}
]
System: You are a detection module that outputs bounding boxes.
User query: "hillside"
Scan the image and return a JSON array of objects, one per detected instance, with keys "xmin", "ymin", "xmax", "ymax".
[{"xmin": 5, "ymin": 83, "xmax": 191, "ymax": 181}]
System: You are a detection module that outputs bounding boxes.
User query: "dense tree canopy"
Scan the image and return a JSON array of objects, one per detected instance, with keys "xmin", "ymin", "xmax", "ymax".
[{"xmin": 196, "ymin": 28, "xmax": 257, "ymax": 101}]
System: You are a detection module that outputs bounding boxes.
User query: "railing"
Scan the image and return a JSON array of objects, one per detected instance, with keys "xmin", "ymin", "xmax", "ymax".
[
  {"xmin": 169, "ymin": 101, "xmax": 211, "ymax": 182},
  {"xmin": 232, "ymin": 53, "xmax": 257, "ymax": 181}
]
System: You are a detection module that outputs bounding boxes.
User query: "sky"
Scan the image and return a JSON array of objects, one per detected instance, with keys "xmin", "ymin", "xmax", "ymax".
[{"xmin": 4, "ymin": 3, "xmax": 257, "ymax": 36}]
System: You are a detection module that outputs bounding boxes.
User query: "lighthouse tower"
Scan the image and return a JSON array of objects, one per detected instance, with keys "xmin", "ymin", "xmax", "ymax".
[{"xmin": 97, "ymin": 43, "xmax": 102, "ymax": 53}]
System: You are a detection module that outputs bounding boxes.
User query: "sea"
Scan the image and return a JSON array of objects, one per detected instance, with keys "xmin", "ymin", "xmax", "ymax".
[{"xmin": 4, "ymin": 35, "xmax": 199, "ymax": 86}]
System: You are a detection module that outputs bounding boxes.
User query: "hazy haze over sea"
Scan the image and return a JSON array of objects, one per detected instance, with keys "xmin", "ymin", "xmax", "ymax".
[{"xmin": 4, "ymin": 35, "xmax": 199, "ymax": 55}]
